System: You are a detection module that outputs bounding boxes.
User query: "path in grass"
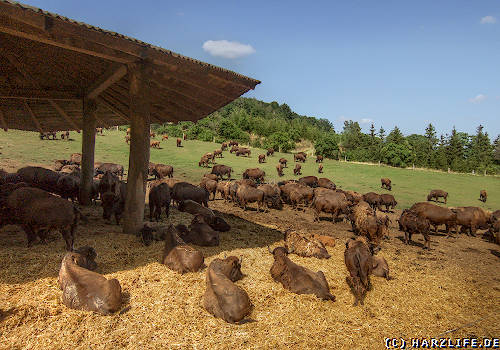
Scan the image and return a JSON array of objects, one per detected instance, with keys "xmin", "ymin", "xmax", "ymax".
[{"xmin": 1, "ymin": 129, "xmax": 498, "ymax": 210}]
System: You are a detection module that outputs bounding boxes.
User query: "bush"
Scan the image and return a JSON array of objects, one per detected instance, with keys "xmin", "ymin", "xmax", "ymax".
[
  {"xmin": 314, "ymin": 134, "xmax": 339, "ymax": 159},
  {"xmin": 264, "ymin": 132, "xmax": 295, "ymax": 153},
  {"xmin": 381, "ymin": 142, "xmax": 413, "ymax": 168}
]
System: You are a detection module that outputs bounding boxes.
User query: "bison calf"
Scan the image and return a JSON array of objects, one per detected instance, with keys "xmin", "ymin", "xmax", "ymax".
[{"xmin": 161, "ymin": 225, "xmax": 204, "ymax": 274}]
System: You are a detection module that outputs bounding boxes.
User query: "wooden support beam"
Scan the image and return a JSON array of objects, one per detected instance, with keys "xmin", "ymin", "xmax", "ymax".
[
  {"xmin": 86, "ymin": 64, "xmax": 127, "ymax": 99},
  {"xmin": 0, "ymin": 89, "xmax": 80, "ymax": 101},
  {"xmin": 98, "ymin": 95, "xmax": 129, "ymax": 121},
  {"xmin": 80, "ymin": 98, "xmax": 97, "ymax": 206},
  {"xmin": 149, "ymin": 78, "xmax": 218, "ymax": 111},
  {"xmin": 48, "ymin": 100, "xmax": 81, "ymax": 131},
  {"xmin": 0, "ymin": 107, "xmax": 8, "ymax": 131},
  {"xmin": 123, "ymin": 62, "xmax": 151, "ymax": 235},
  {"xmin": 22, "ymin": 100, "xmax": 44, "ymax": 133}
]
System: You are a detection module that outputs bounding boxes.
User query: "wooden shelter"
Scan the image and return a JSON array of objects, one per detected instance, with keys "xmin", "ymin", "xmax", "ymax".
[{"xmin": 0, "ymin": 0, "xmax": 260, "ymax": 234}]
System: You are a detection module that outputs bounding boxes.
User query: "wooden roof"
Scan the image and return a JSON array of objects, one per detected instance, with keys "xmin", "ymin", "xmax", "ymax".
[{"xmin": 0, "ymin": 0, "xmax": 260, "ymax": 132}]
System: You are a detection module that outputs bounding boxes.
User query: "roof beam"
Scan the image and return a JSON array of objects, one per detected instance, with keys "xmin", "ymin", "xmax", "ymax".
[
  {"xmin": 86, "ymin": 64, "xmax": 127, "ymax": 99},
  {"xmin": 0, "ymin": 107, "xmax": 8, "ymax": 131},
  {"xmin": 23, "ymin": 100, "xmax": 44, "ymax": 133},
  {"xmin": 97, "ymin": 96, "xmax": 129, "ymax": 122},
  {"xmin": 48, "ymin": 100, "xmax": 81, "ymax": 131},
  {"xmin": 0, "ymin": 89, "xmax": 80, "ymax": 101}
]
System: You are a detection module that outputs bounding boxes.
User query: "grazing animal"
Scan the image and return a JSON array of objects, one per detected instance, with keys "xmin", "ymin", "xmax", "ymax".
[
  {"xmin": 94, "ymin": 163, "xmax": 124, "ymax": 179},
  {"xmin": 363, "ymin": 192, "xmax": 382, "ymax": 212},
  {"xmin": 228, "ymin": 140, "xmax": 239, "ymax": 147},
  {"xmin": 152, "ymin": 164, "xmax": 174, "ymax": 179},
  {"xmin": 316, "ymin": 155, "xmax": 324, "ymax": 163},
  {"xmin": 398, "ymin": 209, "xmax": 431, "ymax": 249},
  {"xmin": 258, "ymin": 154, "xmax": 266, "ymax": 163},
  {"xmin": 267, "ymin": 148, "xmax": 274, "ymax": 156},
  {"xmin": 276, "ymin": 163, "xmax": 284, "ymax": 177},
  {"xmin": 221, "ymin": 142, "xmax": 228, "ymax": 151},
  {"xmin": 211, "ymin": 164, "xmax": 232, "ymax": 180},
  {"xmin": 176, "ymin": 138, "xmax": 182, "ymax": 147},
  {"xmin": 101, "ymin": 182, "xmax": 126, "ymax": 225},
  {"xmin": 200, "ymin": 178, "xmax": 218, "ymax": 200},
  {"xmin": 58, "ymin": 251, "xmax": 122, "ymax": 315},
  {"xmin": 312, "ymin": 192, "xmax": 350, "ymax": 222},
  {"xmin": 150, "ymin": 140, "xmax": 160, "ymax": 148},
  {"xmin": 149, "ymin": 183, "xmax": 171, "ymax": 221},
  {"xmin": 230, "ymin": 145, "xmax": 239, "ymax": 153},
  {"xmin": 242, "ymin": 168, "xmax": 265, "ymax": 183},
  {"xmin": 344, "ymin": 237, "xmax": 373, "ymax": 306},
  {"xmin": 479, "ymin": 190, "xmax": 487, "ymax": 203},
  {"xmin": 161, "ymin": 225, "xmax": 204, "ymax": 274},
  {"xmin": 294, "ymin": 163, "xmax": 302, "ymax": 176},
  {"xmin": 284, "ymin": 229, "xmax": 330, "ymax": 259},
  {"xmin": 203, "ymin": 256, "xmax": 252, "ymax": 323},
  {"xmin": 349, "ymin": 201, "xmax": 385, "ymax": 251},
  {"xmin": 198, "ymin": 156, "xmax": 210, "ymax": 168},
  {"xmin": 203, "ymin": 173, "xmax": 218, "ymax": 182},
  {"xmin": 279, "ymin": 158, "xmax": 288, "ymax": 168},
  {"xmin": 409, "ymin": 202, "xmax": 456, "ymax": 235},
  {"xmin": 56, "ymin": 174, "xmax": 80, "ymax": 202},
  {"xmin": 269, "ymin": 247, "xmax": 335, "ymax": 301},
  {"xmin": 380, "ymin": 178, "xmax": 392, "ymax": 191},
  {"xmin": 126, "ymin": 128, "xmax": 131, "ymax": 135},
  {"xmin": 17, "ymin": 166, "xmax": 61, "ymax": 193},
  {"xmin": 235, "ymin": 148, "xmax": 251, "ymax": 157},
  {"xmin": 171, "ymin": 182, "xmax": 209, "ymax": 207},
  {"xmin": 125, "ymin": 135, "xmax": 131, "ymax": 144},
  {"xmin": 380, "ymin": 194, "xmax": 397, "ymax": 212},
  {"xmin": 162, "ymin": 134, "xmax": 169, "ymax": 140},
  {"xmin": 178, "ymin": 199, "xmax": 215, "ymax": 218},
  {"xmin": 427, "ymin": 189, "xmax": 448, "ymax": 204},
  {"xmin": 257, "ymin": 184, "xmax": 283, "ymax": 210},
  {"xmin": 213, "ymin": 149, "xmax": 223, "ymax": 158},
  {"xmin": 236, "ymin": 185, "xmax": 265, "ymax": 212},
  {"xmin": 294, "ymin": 153, "xmax": 306, "ymax": 163},
  {"xmin": 298, "ymin": 176, "xmax": 318, "ymax": 188},
  {"xmin": 452, "ymin": 206, "xmax": 491, "ymax": 236},
  {"xmin": 73, "ymin": 246, "xmax": 98, "ymax": 271},
  {"xmin": 98, "ymin": 171, "xmax": 120, "ymax": 198},
  {"xmin": 70, "ymin": 153, "xmax": 82, "ymax": 165},
  {"xmin": 318, "ymin": 163, "xmax": 323, "ymax": 173},
  {"xmin": 318, "ymin": 178, "xmax": 335, "ymax": 190}
]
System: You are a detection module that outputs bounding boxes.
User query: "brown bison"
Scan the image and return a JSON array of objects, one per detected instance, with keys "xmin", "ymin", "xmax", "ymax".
[
  {"xmin": 269, "ymin": 247, "xmax": 335, "ymax": 301},
  {"xmin": 344, "ymin": 237, "xmax": 373, "ymax": 306},
  {"xmin": 152, "ymin": 164, "xmax": 173, "ymax": 179},
  {"xmin": 176, "ymin": 138, "xmax": 182, "ymax": 147},
  {"xmin": 409, "ymin": 202, "xmax": 456, "ymax": 235},
  {"xmin": 70, "ymin": 153, "xmax": 82, "ymax": 165},
  {"xmin": 5, "ymin": 187, "xmax": 79, "ymax": 250},
  {"xmin": 242, "ymin": 168, "xmax": 265, "ymax": 183},
  {"xmin": 427, "ymin": 189, "xmax": 448, "ymax": 204},
  {"xmin": 229, "ymin": 140, "xmax": 239, "ymax": 147},
  {"xmin": 479, "ymin": 190, "xmax": 487, "ymax": 203},
  {"xmin": 380, "ymin": 194, "xmax": 397, "ymax": 212},
  {"xmin": 213, "ymin": 149, "xmax": 223, "ymax": 158},
  {"xmin": 178, "ymin": 199, "xmax": 215, "ymax": 218},
  {"xmin": 267, "ymin": 148, "xmax": 274, "ymax": 156},
  {"xmin": 298, "ymin": 176, "xmax": 319, "ymax": 188},
  {"xmin": 294, "ymin": 153, "xmax": 306, "ymax": 162},
  {"xmin": 125, "ymin": 135, "xmax": 131, "ymax": 144},
  {"xmin": 258, "ymin": 154, "xmax": 266, "ymax": 163},
  {"xmin": 161, "ymin": 225, "xmax": 204, "ymax": 273},
  {"xmin": 198, "ymin": 156, "xmax": 210, "ymax": 168},
  {"xmin": 349, "ymin": 201, "xmax": 385, "ymax": 251},
  {"xmin": 221, "ymin": 142, "xmax": 228, "ymax": 151},
  {"xmin": 318, "ymin": 178, "xmax": 336, "ymax": 190},
  {"xmin": 102, "ymin": 182, "xmax": 127, "ymax": 224},
  {"xmin": 203, "ymin": 256, "xmax": 251, "ymax": 323},
  {"xmin": 452, "ymin": 206, "xmax": 491, "ymax": 236},
  {"xmin": 149, "ymin": 183, "xmax": 170, "ymax": 221},
  {"xmin": 229, "ymin": 145, "xmax": 239, "ymax": 153},
  {"xmin": 312, "ymin": 234, "xmax": 336, "ymax": 247},
  {"xmin": 293, "ymin": 163, "xmax": 302, "ymax": 176},
  {"xmin": 284, "ymin": 229, "xmax": 330, "ymax": 259},
  {"xmin": 211, "ymin": 164, "xmax": 232, "ymax": 180},
  {"xmin": 380, "ymin": 178, "xmax": 392, "ymax": 191},
  {"xmin": 200, "ymin": 178, "xmax": 218, "ymax": 200},
  {"xmin": 56, "ymin": 174, "xmax": 80, "ymax": 202},
  {"xmin": 150, "ymin": 140, "xmax": 160, "ymax": 148},
  {"xmin": 280, "ymin": 182, "xmax": 314, "ymax": 206},
  {"xmin": 276, "ymin": 163, "xmax": 284, "ymax": 177},
  {"xmin": 58, "ymin": 251, "xmax": 121, "ymax": 315},
  {"xmin": 279, "ymin": 158, "xmax": 288, "ymax": 167},
  {"xmin": 17, "ymin": 166, "xmax": 61, "ymax": 193},
  {"xmin": 372, "ymin": 255, "xmax": 390, "ymax": 280},
  {"xmin": 398, "ymin": 209, "xmax": 431, "ymax": 249},
  {"xmin": 177, "ymin": 219, "xmax": 219, "ymax": 246},
  {"xmin": 316, "ymin": 155, "xmax": 324, "ymax": 163},
  {"xmin": 236, "ymin": 148, "xmax": 251, "ymax": 157},
  {"xmin": 94, "ymin": 163, "xmax": 124, "ymax": 178},
  {"xmin": 257, "ymin": 184, "xmax": 283, "ymax": 210},
  {"xmin": 162, "ymin": 134, "xmax": 169, "ymax": 140},
  {"xmin": 171, "ymin": 182, "xmax": 209, "ymax": 207},
  {"xmin": 318, "ymin": 163, "xmax": 323, "ymax": 173},
  {"xmin": 203, "ymin": 173, "xmax": 218, "ymax": 182},
  {"xmin": 98, "ymin": 171, "xmax": 120, "ymax": 198},
  {"xmin": 363, "ymin": 192, "xmax": 382, "ymax": 211},
  {"xmin": 312, "ymin": 192, "xmax": 350, "ymax": 222},
  {"xmin": 236, "ymin": 185, "xmax": 265, "ymax": 212}
]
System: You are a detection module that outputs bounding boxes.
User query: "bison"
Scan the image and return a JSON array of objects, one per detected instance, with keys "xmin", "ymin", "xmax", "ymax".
[
  {"xmin": 380, "ymin": 194, "xmax": 397, "ymax": 212},
  {"xmin": 58, "ymin": 251, "xmax": 122, "ymax": 315},
  {"xmin": 344, "ymin": 237, "xmax": 373, "ymax": 306},
  {"xmin": 152, "ymin": 164, "xmax": 173, "ymax": 179},
  {"xmin": 398, "ymin": 209, "xmax": 431, "ymax": 249},
  {"xmin": 200, "ymin": 178, "xmax": 218, "ymax": 200},
  {"xmin": 293, "ymin": 163, "xmax": 302, "ymax": 176},
  {"xmin": 279, "ymin": 158, "xmax": 288, "ymax": 168},
  {"xmin": 149, "ymin": 183, "xmax": 170, "ymax": 221},
  {"xmin": 102, "ymin": 182, "xmax": 126, "ymax": 225},
  {"xmin": 380, "ymin": 178, "xmax": 392, "ymax": 191},
  {"xmin": 294, "ymin": 153, "xmax": 306, "ymax": 163},
  {"xmin": 177, "ymin": 219, "xmax": 220, "ymax": 246},
  {"xmin": 316, "ymin": 155, "xmax": 324, "ymax": 163},
  {"xmin": 479, "ymin": 190, "xmax": 487, "ymax": 203},
  {"xmin": 171, "ymin": 182, "xmax": 209, "ymax": 207},
  {"xmin": 236, "ymin": 185, "xmax": 265, "ymax": 212},
  {"xmin": 203, "ymin": 256, "xmax": 251, "ymax": 323},
  {"xmin": 409, "ymin": 202, "xmax": 456, "ymax": 235},
  {"xmin": 363, "ymin": 192, "xmax": 382, "ymax": 212},
  {"xmin": 452, "ymin": 206, "xmax": 491, "ymax": 236},
  {"xmin": 235, "ymin": 148, "xmax": 251, "ymax": 157},
  {"xmin": 284, "ymin": 229, "xmax": 330, "ymax": 259},
  {"xmin": 266, "ymin": 148, "xmax": 274, "ymax": 156},
  {"xmin": 258, "ymin": 154, "xmax": 266, "ymax": 163},
  {"xmin": 242, "ymin": 168, "xmax": 265, "ymax": 183},
  {"xmin": 318, "ymin": 178, "xmax": 336, "ymax": 190},
  {"xmin": 276, "ymin": 163, "xmax": 284, "ymax": 177},
  {"xmin": 427, "ymin": 189, "xmax": 448, "ymax": 204},
  {"xmin": 17, "ymin": 166, "xmax": 61, "ymax": 193},
  {"xmin": 318, "ymin": 163, "xmax": 323, "ymax": 174},
  {"xmin": 161, "ymin": 225, "xmax": 204, "ymax": 273},
  {"xmin": 298, "ymin": 176, "xmax": 318, "ymax": 188},
  {"xmin": 95, "ymin": 163, "xmax": 124, "ymax": 179},
  {"xmin": 211, "ymin": 164, "xmax": 232, "ymax": 180},
  {"xmin": 269, "ymin": 247, "xmax": 335, "ymax": 301}
]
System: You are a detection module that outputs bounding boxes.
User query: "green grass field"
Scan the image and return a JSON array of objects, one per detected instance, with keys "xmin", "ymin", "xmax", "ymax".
[{"xmin": 1, "ymin": 129, "xmax": 498, "ymax": 210}]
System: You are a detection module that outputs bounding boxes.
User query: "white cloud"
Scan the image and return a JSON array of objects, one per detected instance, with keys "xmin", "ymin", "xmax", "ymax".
[
  {"xmin": 469, "ymin": 94, "xmax": 487, "ymax": 104},
  {"xmin": 202, "ymin": 40, "xmax": 256, "ymax": 59},
  {"xmin": 480, "ymin": 15, "xmax": 496, "ymax": 24},
  {"xmin": 338, "ymin": 116, "xmax": 374, "ymax": 124},
  {"xmin": 360, "ymin": 118, "xmax": 374, "ymax": 124}
]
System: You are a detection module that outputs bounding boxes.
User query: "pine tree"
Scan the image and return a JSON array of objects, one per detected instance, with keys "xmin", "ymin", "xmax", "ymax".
[
  {"xmin": 386, "ymin": 126, "xmax": 405, "ymax": 145},
  {"xmin": 378, "ymin": 127, "xmax": 386, "ymax": 141},
  {"xmin": 424, "ymin": 123, "xmax": 438, "ymax": 167}
]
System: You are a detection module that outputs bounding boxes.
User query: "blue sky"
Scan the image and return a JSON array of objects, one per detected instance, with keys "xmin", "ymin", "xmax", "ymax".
[{"xmin": 24, "ymin": 1, "xmax": 500, "ymax": 137}]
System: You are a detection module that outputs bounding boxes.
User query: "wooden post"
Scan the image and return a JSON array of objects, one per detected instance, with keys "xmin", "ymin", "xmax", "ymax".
[
  {"xmin": 80, "ymin": 98, "xmax": 97, "ymax": 205},
  {"xmin": 123, "ymin": 62, "xmax": 151, "ymax": 235}
]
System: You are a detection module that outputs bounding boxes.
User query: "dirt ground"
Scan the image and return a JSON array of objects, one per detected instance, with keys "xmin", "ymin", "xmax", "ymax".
[{"xmin": 0, "ymin": 164, "xmax": 499, "ymax": 349}]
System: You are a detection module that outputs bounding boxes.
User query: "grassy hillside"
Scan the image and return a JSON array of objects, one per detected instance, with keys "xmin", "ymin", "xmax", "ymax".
[{"xmin": 1, "ymin": 129, "xmax": 498, "ymax": 210}]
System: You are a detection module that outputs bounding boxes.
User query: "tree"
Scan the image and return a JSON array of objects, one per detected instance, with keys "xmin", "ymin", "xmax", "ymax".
[
  {"xmin": 381, "ymin": 142, "xmax": 413, "ymax": 168},
  {"xmin": 386, "ymin": 126, "xmax": 405, "ymax": 145},
  {"xmin": 378, "ymin": 127, "xmax": 386, "ymax": 141},
  {"xmin": 314, "ymin": 134, "xmax": 340, "ymax": 159},
  {"xmin": 469, "ymin": 125, "xmax": 494, "ymax": 173},
  {"xmin": 264, "ymin": 131, "xmax": 295, "ymax": 153}
]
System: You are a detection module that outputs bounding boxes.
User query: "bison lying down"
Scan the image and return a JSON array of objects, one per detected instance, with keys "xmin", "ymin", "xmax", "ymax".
[
  {"xmin": 269, "ymin": 247, "xmax": 335, "ymax": 301},
  {"xmin": 58, "ymin": 251, "xmax": 122, "ymax": 315},
  {"xmin": 161, "ymin": 225, "xmax": 204, "ymax": 274},
  {"xmin": 284, "ymin": 229, "xmax": 330, "ymax": 259},
  {"xmin": 203, "ymin": 256, "xmax": 252, "ymax": 323}
]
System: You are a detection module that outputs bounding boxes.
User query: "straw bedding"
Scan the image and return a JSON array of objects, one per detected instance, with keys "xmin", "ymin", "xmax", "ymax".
[{"xmin": 0, "ymin": 197, "xmax": 499, "ymax": 349}]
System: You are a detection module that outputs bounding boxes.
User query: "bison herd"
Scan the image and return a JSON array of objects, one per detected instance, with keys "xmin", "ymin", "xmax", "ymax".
[{"xmin": 0, "ymin": 136, "xmax": 498, "ymax": 324}]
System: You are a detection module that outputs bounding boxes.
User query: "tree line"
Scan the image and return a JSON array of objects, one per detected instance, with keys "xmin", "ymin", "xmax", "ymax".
[{"xmin": 150, "ymin": 97, "xmax": 500, "ymax": 175}]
